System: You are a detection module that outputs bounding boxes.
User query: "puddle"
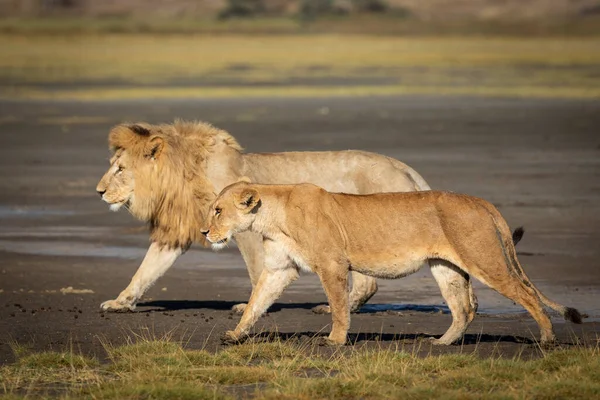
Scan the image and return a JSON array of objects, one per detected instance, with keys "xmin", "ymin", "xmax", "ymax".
[
  {"xmin": 0, "ymin": 240, "xmax": 146, "ymax": 259},
  {"xmin": 359, "ymin": 303, "xmax": 450, "ymax": 314},
  {"xmin": 0, "ymin": 206, "xmax": 76, "ymax": 218},
  {"xmin": 0, "ymin": 226, "xmax": 112, "ymax": 238},
  {"xmin": 0, "ymin": 234, "xmax": 243, "ymax": 265}
]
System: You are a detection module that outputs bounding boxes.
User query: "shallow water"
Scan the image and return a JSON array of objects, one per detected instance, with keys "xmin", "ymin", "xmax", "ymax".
[{"xmin": 0, "ymin": 206, "xmax": 76, "ymax": 218}]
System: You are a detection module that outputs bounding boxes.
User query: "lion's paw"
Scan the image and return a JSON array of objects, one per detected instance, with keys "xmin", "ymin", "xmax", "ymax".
[
  {"xmin": 311, "ymin": 304, "xmax": 331, "ymax": 314},
  {"xmin": 428, "ymin": 337, "xmax": 453, "ymax": 346},
  {"xmin": 220, "ymin": 330, "xmax": 247, "ymax": 346},
  {"xmin": 100, "ymin": 299, "xmax": 135, "ymax": 312},
  {"xmin": 231, "ymin": 303, "xmax": 247, "ymax": 315}
]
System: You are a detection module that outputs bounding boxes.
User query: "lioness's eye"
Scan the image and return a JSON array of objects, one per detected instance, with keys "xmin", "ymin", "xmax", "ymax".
[
  {"xmin": 116, "ymin": 166, "xmax": 124, "ymax": 174},
  {"xmin": 215, "ymin": 208, "xmax": 221, "ymax": 216}
]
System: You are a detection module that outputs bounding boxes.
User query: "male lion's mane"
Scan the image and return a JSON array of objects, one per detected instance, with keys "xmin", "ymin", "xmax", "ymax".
[{"xmin": 108, "ymin": 120, "xmax": 243, "ymax": 250}]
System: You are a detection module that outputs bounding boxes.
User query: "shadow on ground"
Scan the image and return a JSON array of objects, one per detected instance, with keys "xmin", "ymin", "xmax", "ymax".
[{"xmin": 239, "ymin": 331, "xmax": 537, "ymax": 345}]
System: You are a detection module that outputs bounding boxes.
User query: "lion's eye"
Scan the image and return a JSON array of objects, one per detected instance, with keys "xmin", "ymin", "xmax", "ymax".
[
  {"xmin": 116, "ymin": 166, "xmax": 124, "ymax": 175},
  {"xmin": 215, "ymin": 208, "xmax": 221, "ymax": 216}
]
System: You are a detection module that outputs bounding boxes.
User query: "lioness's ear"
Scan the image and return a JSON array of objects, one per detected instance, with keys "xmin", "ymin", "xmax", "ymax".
[
  {"xmin": 236, "ymin": 188, "xmax": 260, "ymax": 211},
  {"xmin": 145, "ymin": 136, "xmax": 164, "ymax": 160},
  {"xmin": 237, "ymin": 176, "xmax": 252, "ymax": 184}
]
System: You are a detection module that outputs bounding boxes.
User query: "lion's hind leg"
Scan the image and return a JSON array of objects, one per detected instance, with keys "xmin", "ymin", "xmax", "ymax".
[{"xmin": 429, "ymin": 260, "xmax": 477, "ymax": 345}]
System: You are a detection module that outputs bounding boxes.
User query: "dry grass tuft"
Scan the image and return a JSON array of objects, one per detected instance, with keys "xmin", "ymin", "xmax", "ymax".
[{"xmin": 2, "ymin": 333, "xmax": 599, "ymax": 399}]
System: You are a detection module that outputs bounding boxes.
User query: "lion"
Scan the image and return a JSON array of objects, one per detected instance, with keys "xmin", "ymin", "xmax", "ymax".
[
  {"xmin": 202, "ymin": 181, "xmax": 582, "ymax": 346},
  {"xmin": 96, "ymin": 120, "xmax": 474, "ymax": 318}
]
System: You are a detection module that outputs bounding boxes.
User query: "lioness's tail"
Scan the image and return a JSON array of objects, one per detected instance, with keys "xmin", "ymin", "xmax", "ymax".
[
  {"xmin": 490, "ymin": 213, "xmax": 583, "ymax": 324},
  {"xmin": 535, "ymin": 291, "xmax": 583, "ymax": 324},
  {"xmin": 504, "ymin": 229, "xmax": 582, "ymax": 324},
  {"xmin": 506, "ymin": 240, "xmax": 582, "ymax": 324}
]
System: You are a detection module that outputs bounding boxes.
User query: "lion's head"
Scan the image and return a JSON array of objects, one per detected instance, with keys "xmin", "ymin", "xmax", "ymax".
[
  {"xmin": 201, "ymin": 180, "xmax": 260, "ymax": 251},
  {"xmin": 96, "ymin": 120, "xmax": 243, "ymax": 250}
]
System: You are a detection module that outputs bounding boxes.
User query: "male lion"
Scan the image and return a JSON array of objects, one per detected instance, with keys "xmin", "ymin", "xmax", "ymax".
[
  {"xmin": 202, "ymin": 181, "xmax": 582, "ymax": 346},
  {"xmin": 96, "ymin": 120, "xmax": 473, "ymax": 317}
]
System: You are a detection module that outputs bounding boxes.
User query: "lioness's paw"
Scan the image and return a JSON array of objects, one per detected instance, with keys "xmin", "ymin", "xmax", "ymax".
[
  {"xmin": 315, "ymin": 336, "xmax": 345, "ymax": 347},
  {"xmin": 220, "ymin": 330, "xmax": 247, "ymax": 345},
  {"xmin": 231, "ymin": 303, "xmax": 247, "ymax": 315},
  {"xmin": 100, "ymin": 299, "xmax": 135, "ymax": 312},
  {"xmin": 540, "ymin": 338, "xmax": 559, "ymax": 350},
  {"xmin": 311, "ymin": 304, "xmax": 331, "ymax": 314}
]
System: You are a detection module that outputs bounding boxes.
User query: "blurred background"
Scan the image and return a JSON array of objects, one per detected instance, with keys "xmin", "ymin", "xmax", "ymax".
[
  {"xmin": 1, "ymin": 0, "xmax": 600, "ymax": 100},
  {"xmin": 0, "ymin": 0, "xmax": 599, "ymax": 360}
]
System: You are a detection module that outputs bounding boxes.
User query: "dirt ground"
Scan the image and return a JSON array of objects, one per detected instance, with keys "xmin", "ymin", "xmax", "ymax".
[{"xmin": 0, "ymin": 95, "xmax": 599, "ymax": 364}]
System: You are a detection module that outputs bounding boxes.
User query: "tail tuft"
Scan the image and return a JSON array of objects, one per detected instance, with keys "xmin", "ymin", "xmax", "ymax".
[
  {"xmin": 564, "ymin": 307, "xmax": 583, "ymax": 324},
  {"xmin": 512, "ymin": 226, "xmax": 525, "ymax": 246}
]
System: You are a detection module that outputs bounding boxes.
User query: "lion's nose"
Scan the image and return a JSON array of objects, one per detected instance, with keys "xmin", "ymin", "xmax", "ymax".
[
  {"xmin": 200, "ymin": 229, "xmax": 209, "ymax": 236},
  {"xmin": 97, "ymin": 189, "xmax": 106, "ymax": 197}
]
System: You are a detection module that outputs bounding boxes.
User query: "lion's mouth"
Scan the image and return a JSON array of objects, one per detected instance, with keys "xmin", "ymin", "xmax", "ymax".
[
  {"xmin": 209, "ymin": 237, "xmax": 229, "ymax": 250},
  {"xmin": 107, "ymin": 199, "xmax": 131, "ymax": 212}
]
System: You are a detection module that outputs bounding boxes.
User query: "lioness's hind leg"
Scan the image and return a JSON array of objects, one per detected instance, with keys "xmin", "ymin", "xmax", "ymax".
[
  {"xmin": 430, "ymin": 260, "xmax": 476, "ymax": 345},
  {"xmin": 467, "ymin": 261, "xmax": 555, "ymax": 344}
]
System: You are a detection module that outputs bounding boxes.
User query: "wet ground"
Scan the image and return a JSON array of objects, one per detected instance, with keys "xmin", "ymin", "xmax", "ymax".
[{"xmin": 0, "ymin": 96, "xmax": 599, "ymax": 363}]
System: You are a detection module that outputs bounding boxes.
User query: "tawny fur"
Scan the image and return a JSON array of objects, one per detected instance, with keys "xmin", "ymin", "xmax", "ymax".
[
  {"xmin": 203, "ymin": 182, "xmax": 582, "ymax": 346},
  {"xmin": 97, "ymin": 120, "xmax": 473, "ymax": 319}
]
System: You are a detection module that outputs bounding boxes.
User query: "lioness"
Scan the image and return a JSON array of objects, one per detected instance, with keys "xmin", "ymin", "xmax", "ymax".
[
  {"xmin": 98, "ymin": 120, "xmax": 473, "ymax": 316},
  {"xmin": 202, "ymin": 181, "xmax": 582, "ymax": 346}
]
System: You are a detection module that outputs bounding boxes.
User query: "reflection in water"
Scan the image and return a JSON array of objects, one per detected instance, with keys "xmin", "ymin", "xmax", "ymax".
[{"xmin": 359, "ymin": 303, "xmax": 450, "ymax": 314}]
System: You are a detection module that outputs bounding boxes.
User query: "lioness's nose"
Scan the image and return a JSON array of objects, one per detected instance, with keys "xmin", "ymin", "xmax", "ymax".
[{"xmin": 97, "ymin": 189, "xmax": 106, "ymax": 197}]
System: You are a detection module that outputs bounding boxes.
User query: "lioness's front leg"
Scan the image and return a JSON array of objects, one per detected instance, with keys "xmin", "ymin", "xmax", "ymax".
[
  {"xmin": 223, "ymin": 240, "xmax": 297, "ymax": 343},
  {"xmin": 101, "ymin": 242, "xmax": 182, "ymax": 311},
  {"xmin": 230, "ymin": 231, "xmax": 265, "ymax": 314},
  {"xmin": 223, "ymin": 267, "xmax": 298, "ymax": 344},
  {"xmin": 316, "ymin": 263, "xmax": 350, "ymax": 345}
]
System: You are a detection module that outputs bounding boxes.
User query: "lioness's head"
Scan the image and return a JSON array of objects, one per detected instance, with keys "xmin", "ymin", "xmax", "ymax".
[{"xmin": 201, "ymin": 179, "xmax": 260, "ymax": 251}]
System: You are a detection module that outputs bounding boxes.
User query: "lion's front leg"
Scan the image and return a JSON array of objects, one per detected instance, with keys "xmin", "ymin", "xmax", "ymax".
[
  {"xmin": 312, "ymin": 271, "xmax": 377, "ymax": 314},
  {"xmin": 230, "ymin": 231, "xmax": 265, "ymax": 314},
  {"xmin": 223, "ymin": 266, "xmax": 298, "ymax": 344},
  {"xmin": 101, "ymin": 242, "xmax": 182, "ymax": 312}
]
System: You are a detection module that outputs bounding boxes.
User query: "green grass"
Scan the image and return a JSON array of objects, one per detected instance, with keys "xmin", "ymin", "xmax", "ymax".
[
  {"xmin": 2, "ymin": 337, "xmax": 600, "ymax": 399},
  {"xmin": 1, "ymin": 34, "xmax": 599, "ymax": 100}
]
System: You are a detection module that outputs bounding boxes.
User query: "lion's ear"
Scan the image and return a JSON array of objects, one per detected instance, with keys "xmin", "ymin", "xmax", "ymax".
[
  {"xmin": 236, "ymin": 188, "xmax": 260, "ymax": 211},
  {"xmin": 145, "ymin": 136, "xmax": 164, "ymax": 160},
  {"xmin": 237, "ymin": 176, "xmax": 252, "ymax": 184}
]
